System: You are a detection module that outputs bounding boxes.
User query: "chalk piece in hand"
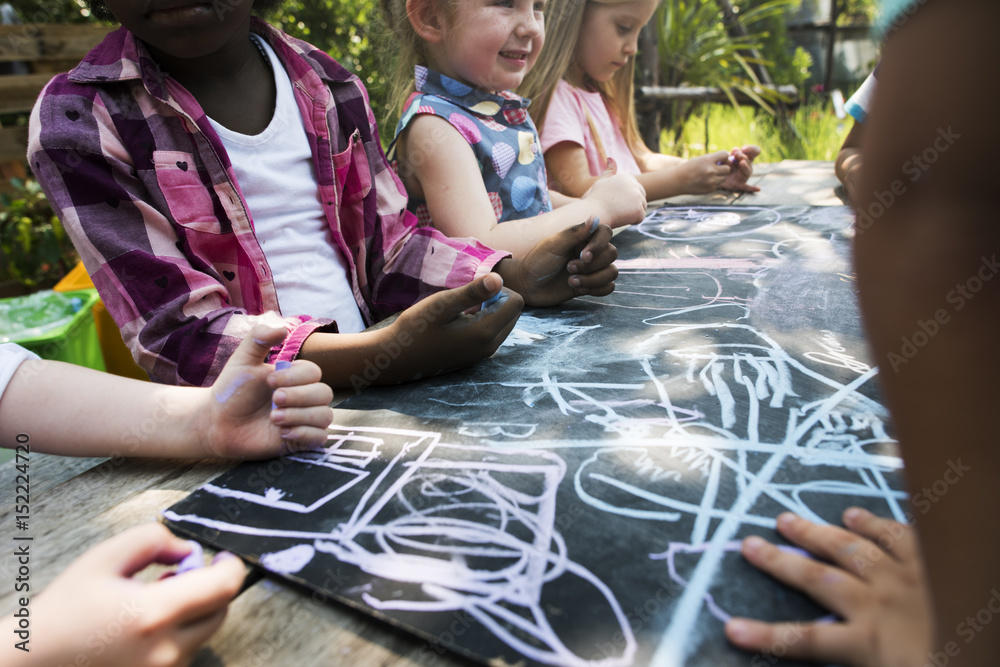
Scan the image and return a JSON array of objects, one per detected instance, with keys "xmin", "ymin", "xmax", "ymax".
[
  {"xmin": 481, "ymin": 291, "xmax": 502, "ymax": 311},
  {"xmin": 272, "ymin": 360, "xmax": 292, "ymax": 410},
  {"xmin": 176, "ymin": 540, "xmax": 204, "ymax": 574}
]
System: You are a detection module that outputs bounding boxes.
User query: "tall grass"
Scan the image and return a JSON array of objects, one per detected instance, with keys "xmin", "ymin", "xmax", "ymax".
[{"xmin": 661, "ymin": 101, "xmax": 853, "ymax": 163}]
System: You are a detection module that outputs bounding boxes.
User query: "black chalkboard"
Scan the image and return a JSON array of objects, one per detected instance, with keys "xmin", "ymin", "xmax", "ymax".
[{"xmin": 164, "ymin": 205, "xmax": 905, "ymax": 667}]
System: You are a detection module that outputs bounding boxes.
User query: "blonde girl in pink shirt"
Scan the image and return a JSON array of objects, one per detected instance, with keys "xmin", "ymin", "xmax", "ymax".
[{"xmin": 521, "ymin": 0, "xmax": 761, "ymax": 201}]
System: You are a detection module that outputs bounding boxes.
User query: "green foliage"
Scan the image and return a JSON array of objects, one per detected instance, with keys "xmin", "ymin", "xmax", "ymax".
[
  {"xmin": 656, "ymin": 0, "xmax": 807, "ymax": 139},
  {"xmin": 3, "ymin": 0, "xmax": 94, "ymax": 23},
  {"xmin": 0, "ymin": 179, "xmax": 78, "ymax": 290},
  {"xmin": 837, "ymin": 0, "xmax": 877, "ymax": 25},
  {"xmin": 262, "ymin": 0, "xmax": 390, "ymax": 121},
  {"xmin": 664, "ymin": 100, "xmax": 851, "ymax": 162},
  {"xmin": 732, "ymin": 0, "xmax": 813, "ymax": 88}
]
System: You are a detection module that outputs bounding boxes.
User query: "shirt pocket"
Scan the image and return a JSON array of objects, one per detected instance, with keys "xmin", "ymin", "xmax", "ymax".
[
  {"xmin": 153, "ymin": 150, "xmax": 223, "ymax": 234},
  {"xmin": 332, "ymin": 130, "xmax": 373, "ymax": 207}
]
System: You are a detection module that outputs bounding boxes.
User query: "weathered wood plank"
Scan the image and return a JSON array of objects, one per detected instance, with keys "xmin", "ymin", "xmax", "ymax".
[
  {"xmin": 192, "ymin": 578, "xmax": 473, "ymax": 666},
  {"xmin": 0, "ymin": 125, "xmax": 29, "ymax": 163},
  {"xmin": 0, "ymin": 24, "xmax": 112, "ymax": 63},
  {"xmin": 0, "ymin": 452, "xmax": 107, "ymax": 498},
  {"xmin": 0, "ymin": 72, "xmax": 54, "ymax": 114},
  {"xmin": 0, "ymin": 457, "xmax": 232, "ymax": 614}
]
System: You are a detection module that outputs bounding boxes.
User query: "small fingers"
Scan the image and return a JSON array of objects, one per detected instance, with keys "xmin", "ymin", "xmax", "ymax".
[
  {"xmin": 278, "ymin": 424, "xmax": 333, "ymax": 450},
  {"xmin": 270, "ymin": 381, "xmax": 333, "ymax": 410},
  {"xmin": 77, "ymin": 523, "xmax": 191, "ymax": 577},
  {"xmin": 571, "ymin": 224, "xmax": 615, "ymax": 267},
  {"xmin": 776, "ymin": 512, "xmax": 893, "ymax": 577},
  {"xmin": 725, "ymin": 618, "xmax": 859, "ymax": 665},
  {"xmin": 268, "ymin": 358, "xmax": 324, "ymax": 389},
  {"xmin": 568, "ymin": 265, "xmax": 618, "ymax": 295},
  {"xmin": 741, "ymin": 534, "xmax": 864, "ymax": 618},
  {"xmin": 271, "ymin": 404, "xmax": 335, "ymax": 431},
  {"xmin": 152, "ymin": 552, "xmax": 246, "ymax": 627},
  {"xmin": 842, "ymin": 507, "xmax": 917, "ymax": 563}
]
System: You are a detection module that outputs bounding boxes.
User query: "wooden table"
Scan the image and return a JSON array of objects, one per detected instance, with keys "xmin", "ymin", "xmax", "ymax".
[{"xmin": 1, "ymin": 160, "xmax": 853, "ymax": 666}]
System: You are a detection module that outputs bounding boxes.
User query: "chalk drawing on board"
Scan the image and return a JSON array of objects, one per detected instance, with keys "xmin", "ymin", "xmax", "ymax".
[
  {"xmin": 165, "ymin": 425, "xmax": 638, "ymax": 666},
  {"xmin": 165, "ymin": 205, "xmax": 899, "ymax": 667},
  {"xmin": 637, "ymin": 206, "xmax": 780, "ymax": 241}
]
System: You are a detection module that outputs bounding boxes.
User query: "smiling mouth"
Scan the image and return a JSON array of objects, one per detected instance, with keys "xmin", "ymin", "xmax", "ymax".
[{"xmin": 500, "ymin": 51, "xmax": 528, "ymax": 62}]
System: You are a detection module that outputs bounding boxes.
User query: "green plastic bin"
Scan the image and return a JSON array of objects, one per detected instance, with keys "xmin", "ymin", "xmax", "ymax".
[{"xmin": 0, "ymin": 288, "xmax": 106, "ymax": 371}]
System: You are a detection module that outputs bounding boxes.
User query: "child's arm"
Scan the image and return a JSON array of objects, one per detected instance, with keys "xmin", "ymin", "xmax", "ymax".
[
  {"xmin": 299, "ymin": 220, "xmax": 618, "ymax": 390},
  {"xmin": 0, "ymin": 327, "xmax": 333, "ymax": 459},
  {"xmin": 397, "ymin": 114, "xmax": 645, "ymax": 257},
  {"xmin": 545, "ymin": 141, "xmax": 754, "ymax": 201},
  {"xmin": 3, "ymin": 523, "xmax": 245, "ymax": 667},
  {"xmin": 725, "ymin": 510, "xmax": 931, "ymax": 667},
  {"xmin": 852, "ymin": 1, "xmax": 1000, "ymax": 662},
  {"xmin": 299, "ymin": 273, "xmax": 524, "ymax": 390},
  {"xmin": 835, "ymin": 121, "xmax": 865, "ymax": 203}
]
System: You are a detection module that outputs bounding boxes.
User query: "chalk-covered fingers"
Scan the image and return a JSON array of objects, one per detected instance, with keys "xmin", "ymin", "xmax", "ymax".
[
  {"xmin": 136, "ymin": 551, "xmax": 246, "ymax": 666},
  {"xmin": 269, "ymin": 361, "xmax": 334, "ymax": 447},
  {"xmin": 567, "ymin": 222, "xmax": 618, "ymax": 296}
]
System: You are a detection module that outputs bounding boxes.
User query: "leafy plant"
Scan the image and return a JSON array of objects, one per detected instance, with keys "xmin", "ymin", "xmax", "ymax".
[
  {"xmin": 263, "ymin": 0, "xmax": 390, "ymax": 122},
  {"xmin": 3, "ymin": 0, "xmax": 93, "ymax": 23},
  {"xmin": 0, "ymin": 178, "xmax": 78, "ymax": 291},
  {"xmin": 656, "ymin": 0, "xmax": 808, "ymax": 140}
]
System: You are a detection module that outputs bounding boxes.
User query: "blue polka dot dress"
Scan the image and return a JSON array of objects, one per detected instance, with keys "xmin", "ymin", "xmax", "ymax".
[{"xmin": 392, "ymin": 66, "xmax": 552, "ymax": 226}]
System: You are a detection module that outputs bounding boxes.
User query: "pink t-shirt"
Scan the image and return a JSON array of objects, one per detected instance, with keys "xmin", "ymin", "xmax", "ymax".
[{"xmin": 539, "ymin": 79, "xmax": 641, "ymax": 187}]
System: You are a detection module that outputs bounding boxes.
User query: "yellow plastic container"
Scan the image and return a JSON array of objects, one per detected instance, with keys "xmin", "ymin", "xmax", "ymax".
[{"xmin": 54, "ymin": 262, "xmax": 148, "ymax": 381}]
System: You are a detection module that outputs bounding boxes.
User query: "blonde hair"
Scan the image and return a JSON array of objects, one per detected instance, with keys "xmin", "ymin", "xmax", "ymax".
[
  {"xmin": 520, "ymin": 0, "xmax": 655, "ymax": 156},
  {"xmin": 380, "ymin": 0, "xmax": 457, "ymax": 125}
]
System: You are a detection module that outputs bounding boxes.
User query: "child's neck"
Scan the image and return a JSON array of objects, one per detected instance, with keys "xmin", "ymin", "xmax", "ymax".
[
  {"xmin": 150, "ymin": 33, "xmax": 277, "ymax": 135},
  {"xmin": 563, "ymin": 63, "xmax": 593, "ymax": 92}
]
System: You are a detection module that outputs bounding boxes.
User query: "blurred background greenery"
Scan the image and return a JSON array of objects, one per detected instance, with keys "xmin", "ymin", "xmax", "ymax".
[{"xmin": 2, "ymin": 0, "xmax": 878, "ymax": 160}]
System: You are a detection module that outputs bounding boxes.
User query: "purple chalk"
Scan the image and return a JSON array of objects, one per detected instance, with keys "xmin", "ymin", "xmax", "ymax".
[
  {"xmin": 176, "ymin": 541, "xmax": 204, "ymax": 574},
  {"xmin": 272, "ymin": 360, "xmax": 292, "ymax": 410}
]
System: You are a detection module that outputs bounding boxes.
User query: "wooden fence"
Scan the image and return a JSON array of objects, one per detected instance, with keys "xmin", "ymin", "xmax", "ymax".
[{"xmin": 0, "ymin": 23, "xmax": 114, "ymax": 183}]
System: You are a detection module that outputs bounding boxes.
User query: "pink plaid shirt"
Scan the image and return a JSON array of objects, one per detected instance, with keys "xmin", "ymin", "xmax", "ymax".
[{"xmin": 28, "ymin": 20, "xmax": 507, "ymax": 386}]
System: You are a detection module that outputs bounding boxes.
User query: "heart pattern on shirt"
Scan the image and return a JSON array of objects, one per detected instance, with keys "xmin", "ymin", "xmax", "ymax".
[
  {"xmin": 176, "ymin": 161, "xmax": 189, "ymax": 172},
  {"xmin": 223, "ymin": 270, "xmax": 236, "ymax": 281},
  {"xmin": 449, "ymin": 112, "xmax": 482, "ymax": 145},
  {"xmin": 491, "ymin": 142, "xmax": 516, "ymax": 179},
  {"xmin": 65, "ymin": 110, "xmax": 79, "ymax": 121},
  {"xmin": 155, "ymin": 276, "xmax": 168, "ymax": 288}
]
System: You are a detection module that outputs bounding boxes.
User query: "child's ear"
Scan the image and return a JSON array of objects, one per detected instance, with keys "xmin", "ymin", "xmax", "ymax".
[{"xmin": 406, "ymin": 0, "xmax": 446, "ymax": 44}]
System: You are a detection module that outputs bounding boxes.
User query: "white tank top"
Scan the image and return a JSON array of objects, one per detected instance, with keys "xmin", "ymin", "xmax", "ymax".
[{"xmin": 207, "ymin": 34, "xmax": 366, "ymax": 333}]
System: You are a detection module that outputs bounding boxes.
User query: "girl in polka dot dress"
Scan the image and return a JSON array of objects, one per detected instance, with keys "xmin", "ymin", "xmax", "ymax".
[{"xmin": 382, "ymin": 0, "xmax": 648, "ymax": 258}]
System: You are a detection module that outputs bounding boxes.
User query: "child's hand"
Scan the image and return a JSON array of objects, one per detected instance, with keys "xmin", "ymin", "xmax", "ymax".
[
  {"xmin": 725, "ymin": 509, "xmax": 932, "ymax": 667},
  {"xmin": 205, "ymin": 326, "xmax": 333, "ymax": 458},
  {"xmin": 5, "ymin": 523, "xmax": 245, "ymax": 667},
  {"xmin": 581, "ymin": 157, "xmax": 647, "ymax": 227},
  {"xmin": 677, "ymin": 151, "xmax": 734, "ymax": 193},
  {"xmin": 377, "ymin": 273, "xmax": 524, "ymax": 381},
  {"xmin": 499, "ymin": 218, "xmax": 618, "ymax": 306},
  {"xmin": 720, "ymin": 144, "xmax": 761, "ymax": 192}
]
